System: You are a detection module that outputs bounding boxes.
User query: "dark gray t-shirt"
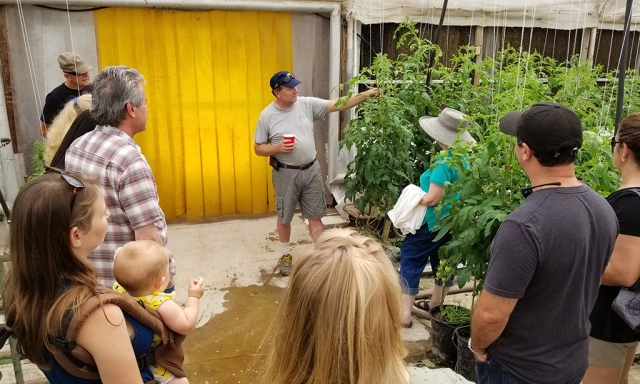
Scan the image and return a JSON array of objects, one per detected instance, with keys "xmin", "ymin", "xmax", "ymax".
[
  {"xmin": 484, "ymin": 185, "xmax": 618, "ymax": 384},
  {"xmin": 254, "ymin": 97, "xmax": 327, "ymax": 166}
]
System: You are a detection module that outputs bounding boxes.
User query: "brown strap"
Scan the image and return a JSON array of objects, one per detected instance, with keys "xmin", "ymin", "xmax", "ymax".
[{"xmin": 47, "ymin": 286, "xmax": 185, "ymax": 379}]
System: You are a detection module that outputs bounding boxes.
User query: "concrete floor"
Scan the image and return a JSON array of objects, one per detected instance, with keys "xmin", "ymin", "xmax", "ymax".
[{"xmin": 170, "ymin": 211, "xmax": 321, "ymax": 383}]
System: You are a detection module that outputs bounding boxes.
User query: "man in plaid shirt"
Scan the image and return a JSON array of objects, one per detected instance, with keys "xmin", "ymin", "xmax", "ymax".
[{"xmin": 66, "ymin": 65, "xmax": 175, "ymax": 287}]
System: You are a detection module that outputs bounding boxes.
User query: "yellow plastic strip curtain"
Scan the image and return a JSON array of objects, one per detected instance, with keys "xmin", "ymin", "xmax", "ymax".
[{"xmin": 94, "ymin": 8, "xmax": 293, "ymax": 220}]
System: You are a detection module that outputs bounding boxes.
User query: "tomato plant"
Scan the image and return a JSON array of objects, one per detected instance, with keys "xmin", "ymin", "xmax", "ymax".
[
  {"xmin": 340, "ymin": 21, "xmax": 439, "ymax": 217},
  {"xmin": 341, "ymin": 22, "xmax": 636, "ymax": 290},
  {"xmin": 435, "ymin": 47, "xmax": 637, "ymax": 300}
]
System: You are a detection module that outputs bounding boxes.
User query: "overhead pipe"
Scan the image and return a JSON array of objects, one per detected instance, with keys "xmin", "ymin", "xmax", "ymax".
[
  {"xmin": 0, "ymin": 0, "xmax": 339, "ymax": 13},
  {"xmin": 614, "ymin": 0, "xmax": 634, "ymax": 136},
  {"xmin": 0, "ymin": 0, "xmax": 343, "ymax": 184}
]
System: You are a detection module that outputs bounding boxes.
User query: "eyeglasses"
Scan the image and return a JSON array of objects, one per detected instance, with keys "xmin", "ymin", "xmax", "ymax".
[
  {"xmin": 273, "ymin": 73, "xmax": 295, "ymax": 89},
  {"xmin": 44, "ymin": 166, "xmax": 85, "ymax": 211},
  {"xmin": 64, "ymin": 72, "xmax": 88, "ymax": 77},
  {"xmin": 611, "ymin": 138, "xmax": 622, "ymax": 153}
]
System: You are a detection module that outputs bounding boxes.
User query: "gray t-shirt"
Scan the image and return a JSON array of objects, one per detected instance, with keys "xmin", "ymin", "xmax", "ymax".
[
  {"xmin": 254, "ymin": 96, "xmax": 327, "ymax": 166},
  {"xmin": 484, "ymin": 185, "xmax": 618, "ymax": 384}
]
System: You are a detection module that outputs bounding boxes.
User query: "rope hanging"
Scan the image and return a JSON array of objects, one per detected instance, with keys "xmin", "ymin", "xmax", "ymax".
[
  {"xmin": 614, "ymin": 0, "xmax": 635, "ymax": 136},
  {"xmin": 65, "ymin": 0, "xmax": 81, "ymax": 93},
  {"xmin": 424, "ymin": 0, "xmax": 450, "ymax": 114},
  {"xmin": 16, "ymin": 0, "xmax": 44, "ymax": 139}
]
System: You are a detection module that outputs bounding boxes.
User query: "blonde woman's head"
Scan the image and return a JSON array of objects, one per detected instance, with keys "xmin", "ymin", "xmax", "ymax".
[
  {"xmin": 256, "ymin": 228, "xmax": 407, "ymax": 384},
  {"xmin": 44, "ymin": 94, "xmax": 92, "ymax": 166}
]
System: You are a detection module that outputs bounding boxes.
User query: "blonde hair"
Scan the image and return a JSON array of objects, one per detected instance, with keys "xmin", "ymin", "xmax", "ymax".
[
  {"xmin": 113, "ymin": 240, "xmax": 168, "ymax": 296},
  {"xmin": 255, "ymin": 228, "xmax": 407, "ymax": 384},
  {"xmin": 44, "ymin": 93, "xmax": 92, "ymax": 166}
]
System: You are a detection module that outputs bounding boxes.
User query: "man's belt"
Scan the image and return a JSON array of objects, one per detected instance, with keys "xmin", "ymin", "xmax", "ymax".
[{"xmin": 279, "ymin": 158, "xmax": 316, "ymax": 170}]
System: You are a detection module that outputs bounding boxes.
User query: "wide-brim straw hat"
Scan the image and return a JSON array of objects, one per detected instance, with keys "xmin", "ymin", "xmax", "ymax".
[{"xmin": 419, "ymin": 108, "xmax": 476, "ymax": 146}]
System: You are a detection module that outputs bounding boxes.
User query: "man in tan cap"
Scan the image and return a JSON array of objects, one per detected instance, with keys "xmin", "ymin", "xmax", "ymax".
[{"xmin": 39, "ymin": 52, "xmax": 93, "ymax": 136}]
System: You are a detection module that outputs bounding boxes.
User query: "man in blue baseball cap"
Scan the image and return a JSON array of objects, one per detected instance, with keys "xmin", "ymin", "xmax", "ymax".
[{"xmin": 254, "ymin": 71, "xmax": 378, "ymax": 276}]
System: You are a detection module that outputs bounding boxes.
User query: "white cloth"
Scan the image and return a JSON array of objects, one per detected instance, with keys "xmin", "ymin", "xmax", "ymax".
[{"xmin": 387, "ymin": 184, "xmax": 427, "ymax": 235}]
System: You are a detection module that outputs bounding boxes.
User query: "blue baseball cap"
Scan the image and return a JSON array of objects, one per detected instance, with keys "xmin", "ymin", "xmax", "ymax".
[{"xmin": 270, "ymin": 71, "xmax": 302, "ymax": 90}]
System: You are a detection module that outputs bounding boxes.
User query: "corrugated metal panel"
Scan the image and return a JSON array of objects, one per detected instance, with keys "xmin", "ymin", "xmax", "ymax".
[{"xmin": 94, "ymin": 8, "xmax": 292, "ymax": 220}]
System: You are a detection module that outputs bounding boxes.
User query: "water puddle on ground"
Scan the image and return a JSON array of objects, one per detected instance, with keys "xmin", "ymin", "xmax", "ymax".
[{"xmin": 183, "ymin": 283, "xmax": 283, "ymax": 384}]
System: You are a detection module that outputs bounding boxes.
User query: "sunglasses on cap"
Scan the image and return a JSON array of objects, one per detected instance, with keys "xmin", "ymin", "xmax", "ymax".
[
  {"xmin": 273, "ymin": 73, "xmax": 295, "ymax": 89},
  {"xmin": 44, "ymin": 166, "xmax": 86, "ymax": 211}
]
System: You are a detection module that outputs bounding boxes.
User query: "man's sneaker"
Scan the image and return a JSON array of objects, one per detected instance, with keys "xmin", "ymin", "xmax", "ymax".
[{"xmin": 279, "ymin": 254, "xmax": 293, "ymax": 276}]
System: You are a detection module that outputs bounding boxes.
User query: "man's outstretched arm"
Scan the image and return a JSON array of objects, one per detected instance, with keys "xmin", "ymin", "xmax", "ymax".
[{"xmin": 326, "ymin": 88, "xmax": 379, "ymax": 113}]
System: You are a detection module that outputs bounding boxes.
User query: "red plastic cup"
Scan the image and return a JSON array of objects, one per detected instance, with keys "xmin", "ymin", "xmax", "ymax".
[{"xmin": 283, "ymin": 134, "xmax": 296, "ymax": 144}]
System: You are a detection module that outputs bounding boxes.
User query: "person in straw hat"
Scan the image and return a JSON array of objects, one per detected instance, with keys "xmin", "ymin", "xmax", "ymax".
[{"xmin": 400, "ymin": 108, "xmax": 475, "ymax": 327}]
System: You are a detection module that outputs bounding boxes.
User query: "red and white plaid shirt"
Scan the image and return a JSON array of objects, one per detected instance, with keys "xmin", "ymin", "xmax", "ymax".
[{"xmin": 66, "ymin": 125, "xmax": 175, "ymax": 286}]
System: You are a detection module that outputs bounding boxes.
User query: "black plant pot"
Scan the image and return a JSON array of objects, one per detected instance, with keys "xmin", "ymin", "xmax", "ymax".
[
  {"xmin": 429, "ymin": 305, "xmax": 470, "ymax": 368},
  {"xmin": 454, "ymin": 324, "xmax": 477, "ymax": 382}
]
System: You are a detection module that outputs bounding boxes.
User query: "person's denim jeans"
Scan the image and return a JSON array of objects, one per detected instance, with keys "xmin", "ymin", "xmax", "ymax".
[
  {"xmin": 399, "ymin": 225, "xmax": 453, "ymax": 295},
  {"xmin": 475, "ymin": 357, "xmax": 583, "ymax": 384}
]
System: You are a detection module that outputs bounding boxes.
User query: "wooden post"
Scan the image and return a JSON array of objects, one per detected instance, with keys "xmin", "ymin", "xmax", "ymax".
[
  {"xmin": 0, "ymin": 6, "xmax": 18, "ymax": 153},
  {"xmin": 473, "ymin": 26, "xmax": 484, "ymax": 86},
  {"xmin": 579, "ymin": 27, "xmax": 591, "ymax": 62},
  {"xmin": 588, "ymin": 27, "xmax": 597, "ymax": 64}
]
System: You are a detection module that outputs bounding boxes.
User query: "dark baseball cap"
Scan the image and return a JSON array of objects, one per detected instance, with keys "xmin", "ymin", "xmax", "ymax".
[
  {"xmin": 499, "ymin": 102, "xmax": 583, "ymax": 159},
  {"xmin": 270, "ymin": 71, "xmax": 301, "ymax": 90}
]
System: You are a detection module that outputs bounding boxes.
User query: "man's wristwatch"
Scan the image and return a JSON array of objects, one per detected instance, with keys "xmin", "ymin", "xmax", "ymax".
[{"xmin": 467, "ymin": 338, "xmax": 487, "ymax": 356}]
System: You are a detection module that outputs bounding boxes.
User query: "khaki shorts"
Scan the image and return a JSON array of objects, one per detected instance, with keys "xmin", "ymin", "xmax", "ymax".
[
  {"xmin": 272, "ymin": 161, "xmax": 326, "ymax": 225},
  {"xmin": 588, "ymin": 336, "xmax": 637, "ymax": 368}
]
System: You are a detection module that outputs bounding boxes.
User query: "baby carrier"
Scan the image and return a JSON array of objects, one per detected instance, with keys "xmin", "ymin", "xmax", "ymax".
[{"xmin": 46, "ymin": 286, "xmax": 186, "ymax": 383}]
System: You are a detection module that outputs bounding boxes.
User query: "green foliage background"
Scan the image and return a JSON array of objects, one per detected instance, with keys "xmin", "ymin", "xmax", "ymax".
[
  {"xmin": 30, "ymin": 140, "xmax": 46, "ymax": 180},
  {"xmin": 342, "ymin": 21, "xmax": 639, "ymax": 293}
]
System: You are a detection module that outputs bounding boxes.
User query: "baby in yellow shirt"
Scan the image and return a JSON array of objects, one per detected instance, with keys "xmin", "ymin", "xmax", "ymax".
[{"xmin": 113, "ymin": 240, "xmax": 204, "ymax": 384}]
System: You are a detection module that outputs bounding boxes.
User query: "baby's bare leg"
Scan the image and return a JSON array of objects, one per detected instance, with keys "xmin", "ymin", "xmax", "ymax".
[{"xmin": 169, "ymin": 377, "xmax": 189, "ymax": 384}]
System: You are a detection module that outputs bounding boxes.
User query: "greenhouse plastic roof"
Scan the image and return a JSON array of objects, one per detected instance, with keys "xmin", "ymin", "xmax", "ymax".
[{"xmin": 343, "ymin": 0, "xmax": 640, "ymax": 30}]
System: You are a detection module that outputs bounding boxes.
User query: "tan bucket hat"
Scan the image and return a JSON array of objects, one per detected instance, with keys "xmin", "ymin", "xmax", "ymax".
[
  {"xmin": 58, "ymin": 52, "xmax": 92, "ymax": 74},
  {"xmin": 419, "ymin": 108, "xmax": 476, "ymax": 146}
]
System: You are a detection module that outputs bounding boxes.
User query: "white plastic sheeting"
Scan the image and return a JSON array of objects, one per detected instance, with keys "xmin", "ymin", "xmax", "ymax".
[{"xmin": 344, "ymin": 0, "xmax": 640, "ymax": 31}]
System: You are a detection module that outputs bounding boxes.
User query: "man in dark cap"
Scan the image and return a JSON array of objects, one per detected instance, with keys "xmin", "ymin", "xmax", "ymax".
[
  {"xmin": 39, "ymin": 52, "xmax": 93, "ymax": 136},
  {"xmin": 254, "ymin": 71, "xmax": 377, "ymax": 276},
  {"xmin": 469, "ymin": 102, "xmax": 619, "ymax": 384}
]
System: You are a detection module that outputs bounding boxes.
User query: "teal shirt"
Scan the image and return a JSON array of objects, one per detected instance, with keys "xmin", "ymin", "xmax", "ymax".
[{"xmin": 420, "ymin": 156, "xmax": 464, "ymax": 231}]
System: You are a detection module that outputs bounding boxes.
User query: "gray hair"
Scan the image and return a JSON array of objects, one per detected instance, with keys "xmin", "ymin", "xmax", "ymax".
[{"xmin": 90, "ymin": 66, "xmax": 146, "ymax": 127}]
